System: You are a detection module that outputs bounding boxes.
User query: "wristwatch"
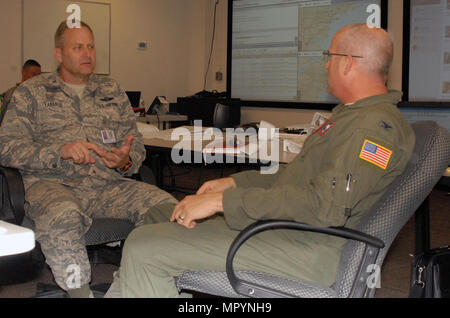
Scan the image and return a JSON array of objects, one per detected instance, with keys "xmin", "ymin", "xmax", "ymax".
[{"xmin": 116, "ymin": 158, "xmax": 133, "ymax": 174}]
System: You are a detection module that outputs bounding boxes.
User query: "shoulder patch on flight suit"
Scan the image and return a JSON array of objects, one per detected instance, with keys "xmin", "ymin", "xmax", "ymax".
[
  {"xmin": 313, "ymin": 120, "xmax": 335, "ymax": 136},
  {"xmin": 359, "ymin": 139, "xmax": 392, "ymax": 170}
]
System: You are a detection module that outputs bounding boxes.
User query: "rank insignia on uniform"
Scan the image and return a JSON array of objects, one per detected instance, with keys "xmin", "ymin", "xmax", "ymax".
[
  {"xmin": 359, "ymin": 139, "xmax": 392, "ymax": 170},
  {"xmin": 314, "ymin": 120, "xmax": 335, "ymax": 136},
  {"xmin": 380, "ymin": 121, "xmax": 393, "ymax": 130}
]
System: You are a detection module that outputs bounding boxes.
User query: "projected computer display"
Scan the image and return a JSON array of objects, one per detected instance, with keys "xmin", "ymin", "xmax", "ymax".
[
  {"xmin": 227, "ymin": 0, "xmax": 387, "ymax": 109},
  {"xmin": 406, "ymin": 0, "xmax": 450, "ymax": 103},
  {"xmin": 400, "ymin": 0, "xmax": 450, "ymax": 131}
]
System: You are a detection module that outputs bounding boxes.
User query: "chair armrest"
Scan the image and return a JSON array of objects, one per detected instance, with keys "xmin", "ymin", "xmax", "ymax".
[
  {"xmin": 226, "ymin": 220, "xmax": 385, "ymax": 298},
  {"xmin": 0, "ymin": 166, "xmax": 25, "ymax": 225}
]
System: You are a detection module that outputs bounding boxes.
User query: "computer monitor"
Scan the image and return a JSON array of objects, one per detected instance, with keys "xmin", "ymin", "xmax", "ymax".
[
  {"xmin": 400, "ymin": 107, "xmax": 450, "ymax": 132},
  {"xmin": 125, "ymin": 91, "xmax": 141, "ymax": 108},
  {"xmin": 227, "ymin": 0, "xmax": 388, "ymax": 110},
  {"xmin": 403, "ymin": 0, "xmax": 450, "ymax": 104},
  {"xmin": 399, "ymin": 0, "xmax": 450, "ymax": 132},
  {"xmin": 213, "ymin": 103, "xmax": 233, "ymax": 130}
]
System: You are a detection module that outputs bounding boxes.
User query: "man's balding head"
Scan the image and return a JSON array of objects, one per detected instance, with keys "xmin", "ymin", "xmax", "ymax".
[
  {"xmin": 336, "ymin": 24, "xmax": 393, "ymax": 80},
  {"xmin": 325, "ymin": 24, "xmax": 393, "ymax": 103}
]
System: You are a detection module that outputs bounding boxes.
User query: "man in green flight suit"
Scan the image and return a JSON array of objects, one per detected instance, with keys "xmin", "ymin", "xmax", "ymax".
[{"xmin": 109, "ymin": 24, "xmax": 415, "ymax": 298}]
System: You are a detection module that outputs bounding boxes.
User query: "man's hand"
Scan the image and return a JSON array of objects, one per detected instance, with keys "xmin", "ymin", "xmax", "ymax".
[
  {"xmin": 196, "ymin": 177, "xmax": 236, "ymax": 195},
  {"xmin": 61, "ymin": 141, "xmax": 106, "ymax": 165},
  {"xmin": 101, "ymin": 135, "xmax": 134, "ymax": 169},
  {"xmin": 170, "ymin": 192, "xmax": 223, "ymax": 229}
]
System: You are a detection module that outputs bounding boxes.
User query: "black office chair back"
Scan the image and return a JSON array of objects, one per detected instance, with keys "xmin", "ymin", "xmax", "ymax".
[
  {"xmin": 334, "ymin": 121, "xmax": 450, "ymax": 297},
  {"xmin": 0, "ymin": 166, "xmax": 25, "ymax": 225},
  {"xmin": 125, "ymin": 91, "xmax": 141, "ymax": 108},
  {"xmin": 175, "ymin": 121, "xmax": 450, "ymax": 298},
  {"xmin": 213, "ymin": 103, "xmax": 233, "ymax": 130}
]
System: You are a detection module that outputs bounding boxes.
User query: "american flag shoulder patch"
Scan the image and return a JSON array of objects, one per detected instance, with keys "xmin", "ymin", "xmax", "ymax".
[{"xmin": 359, "ymin": 139, "xmax": 392, "ymax": 170}]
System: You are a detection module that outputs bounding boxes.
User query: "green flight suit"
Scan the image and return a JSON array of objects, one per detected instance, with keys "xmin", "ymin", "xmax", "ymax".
[{"xmin": 117, "ymin": 91, "xmax": 415, "ymax": 298}]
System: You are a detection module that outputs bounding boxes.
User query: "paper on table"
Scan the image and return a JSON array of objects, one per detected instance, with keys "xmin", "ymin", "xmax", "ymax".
[
  {"xmin": 203, "ymin": 137, "xmax": 258, "ymax": 156},
  {"xmin": 283, "ymin": 139, "xmax": 303, "ymax": 154},
  {"xmin": 137, "ymin": 122, "xmax": 160, "ymax": 138}
]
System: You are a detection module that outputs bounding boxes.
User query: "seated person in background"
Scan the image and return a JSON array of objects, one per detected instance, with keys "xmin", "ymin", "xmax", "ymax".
[
  {"xmin": 1, "ymin": 59, "xmax": 41, "ymax": 110},
  {"xmin": 0, "ymin": 20, "xmax": 177, "ymax": 298},
  {"xmin": 108, "ymin": 24, "xmax": 415, "ymax": 298}
]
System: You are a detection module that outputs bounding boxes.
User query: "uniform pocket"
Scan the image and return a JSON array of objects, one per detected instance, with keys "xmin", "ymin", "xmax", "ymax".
[
  {"xmin": 36, "ymin": 102, "xmax": 80, "ymax": 142},
  {"xmin": 314, "ymin": 171, "xmax": 352, "ymax": 226}
]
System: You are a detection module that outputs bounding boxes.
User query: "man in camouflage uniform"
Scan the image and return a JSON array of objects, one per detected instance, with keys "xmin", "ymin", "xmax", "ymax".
[
  {"xmin": 0, "ymin": 21, "xmax": 176, "ymax": 298},
  {"xmin": 109, "ymin": 24, "xmax": 416, "ymax": 297}
]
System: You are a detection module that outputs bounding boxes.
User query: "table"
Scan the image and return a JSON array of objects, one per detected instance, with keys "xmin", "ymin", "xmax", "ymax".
[
  {"xmin": 143, "ymin": 126, "xmax": 302, "ymax": 163},
  {"xmin": 0, "ymin": 221, "xmax": 35, "ymax": 257},
  {"xmin": 143, "ymin": 126, "xmax": 305, "ymax": 187},
  {"xmin": 137, "ymin": 114, "xmax": 188, "ymax": 130}
]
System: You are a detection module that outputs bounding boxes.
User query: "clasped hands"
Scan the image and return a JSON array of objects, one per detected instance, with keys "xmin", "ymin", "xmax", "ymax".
[
  {"xmin": 170, "ymin": 177, "xmax": 236, "ymax": 229},
  {"xmin": 61, "ymin": 136, "xmax": 235, "ymax": 230},
  {"xmin": 60, "ymin": 135, "xmax": 134, "ymax": 169}
]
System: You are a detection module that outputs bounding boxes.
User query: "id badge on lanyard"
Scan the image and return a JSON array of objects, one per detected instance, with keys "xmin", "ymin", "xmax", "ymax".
[{"xmin": 101, "ymin": 130, "xmax": 117, "ymax": 144}]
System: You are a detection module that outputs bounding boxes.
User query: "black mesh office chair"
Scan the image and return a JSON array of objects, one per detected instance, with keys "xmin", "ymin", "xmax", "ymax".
[
  {"xmin": 0, "ymin": 164, "xmax": 140, "ymax": 247},
  {"xmin": 175, "ymin": 121, "xmax": 450, "ymax": 298},
  {"xmin": 0, "ymin": 164, "xmax": 158, "ymax": 297},
  {"xmin": 213, "ymin": 103, "xmax": 233, "ymax": 130},
  {"xmin": 0, "ymin": 94, "xmax": 158, "ymax": 297},
  {"xmin": 0, "ymin": 165, "xmax": 138, "ymax": 297},
  {"xmin": 0, "ymin": 166, "xmax": 158, "ymax": 297}
]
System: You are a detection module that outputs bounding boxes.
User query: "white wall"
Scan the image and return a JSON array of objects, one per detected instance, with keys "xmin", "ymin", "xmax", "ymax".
[
  {"xmin": 0, "ymin": 0, "xmax": 22, "ymax": 92},
  {"xmin": 106, "ymin": 0, "xmax": 208, "ymax": 105},
  {"xmin": 204, "ymin": 0, "xmax": 227, "ymax": 93},
  {"xmin": 0, "ymin": 0, "xmax": 404, "ymax": 127},
  {"xmin": 0, "ymin": 0, "xmax": 208, "ymax": 106}
]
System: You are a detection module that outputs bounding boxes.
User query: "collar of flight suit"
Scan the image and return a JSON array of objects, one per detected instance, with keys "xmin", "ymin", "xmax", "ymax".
[{"xmin": 332, "ymin": 90, "xmax": 403, "ymax": 115}]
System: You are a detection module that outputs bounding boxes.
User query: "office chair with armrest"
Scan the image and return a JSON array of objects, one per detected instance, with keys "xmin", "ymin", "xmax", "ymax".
[
  {"xmin": 0, "ymin": 94, "xmax": 157, "ymax": 296},
  {"xmin": 0, "ymin": 165, "xmax": 159, "ymax": 297},
  {"xmin": 175, "ymin": 121, "xmax": 450, "ymax": 298},
  {"xmin": 0, "ymin": 165, "xmax": 136, "ymax": 247}
]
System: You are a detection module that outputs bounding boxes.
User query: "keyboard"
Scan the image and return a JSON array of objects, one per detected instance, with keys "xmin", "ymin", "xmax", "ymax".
[{"xmin": 281, "ymin": 128, "xmax": 310, "ymax": 136}]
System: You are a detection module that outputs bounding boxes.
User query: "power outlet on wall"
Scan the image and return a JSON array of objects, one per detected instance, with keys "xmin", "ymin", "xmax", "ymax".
[
  {"xmin": 138, "ymin": 42, "xmax": 148, "ymax": 50},
  {"xmin": 215, "ymin": 71, "xmax": 223, "ymax": 81}
]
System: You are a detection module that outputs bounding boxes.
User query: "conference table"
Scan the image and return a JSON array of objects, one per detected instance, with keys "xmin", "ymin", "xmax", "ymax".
[
  {"xmin": 141, "ymin": 126, "xmax": 306, "ymax": 188},
  {"xmin": 137, "ymin": 114, "xmax": 188, "ymax": 130}
]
